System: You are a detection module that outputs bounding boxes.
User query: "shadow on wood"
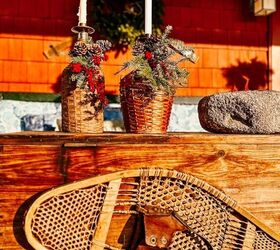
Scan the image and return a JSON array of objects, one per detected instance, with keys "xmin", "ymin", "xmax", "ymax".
[{"xmin": 13, "ymin": 191, "xmax": 46, "ymax": 250}]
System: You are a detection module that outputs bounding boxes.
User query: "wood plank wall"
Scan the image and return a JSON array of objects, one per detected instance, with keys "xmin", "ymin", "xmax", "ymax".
[
  {"xmin": 270, "ymin": 0, "xmax": 280, "ymax": 91},
  {"xmin": 0, "ymin": 0, "xmax": 270, "ymax": 96},
  {"xmin": 0, "ymin": 132, "xmax": 280, "ymax": 249}
]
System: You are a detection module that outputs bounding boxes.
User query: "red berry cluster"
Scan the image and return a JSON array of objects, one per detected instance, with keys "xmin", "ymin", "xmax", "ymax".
[
  {"xmin": 70, "ymin": 62, "xmax": 107, "ymax": 108},
  {"xmin": 71, "ymin": 63, "xmax": 83, "ymax": 73}
]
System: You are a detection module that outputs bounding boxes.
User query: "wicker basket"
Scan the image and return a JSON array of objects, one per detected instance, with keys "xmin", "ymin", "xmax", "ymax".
[
  {"xmin": 61, "ymin": 88, "xmax": 103, "ymax": 133},
  {"xmin": 120, "ymin": 75, "xmax": 173, "ymax": 134}
]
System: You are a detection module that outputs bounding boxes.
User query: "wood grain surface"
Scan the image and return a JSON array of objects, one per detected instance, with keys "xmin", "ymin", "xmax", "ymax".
[
  {"xmin": 0, "ymin": 132, "xmax": 280, "ymax": 249},
  {"xmin": 2, "ymin": 131, "xmax": 280, "ymax": 144},
  {"xmin": 0, "ymin": 144, "xmax": 64, "ymax": 249}
]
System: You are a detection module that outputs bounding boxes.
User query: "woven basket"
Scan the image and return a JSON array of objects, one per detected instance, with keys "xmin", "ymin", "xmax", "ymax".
[
  {"xmin": 61, "ymin": 88, "xmax": 103, "ymax": 133},
  {"xmin": 120, "ymin": 75, "xmax": 173, "ymax": 134}
]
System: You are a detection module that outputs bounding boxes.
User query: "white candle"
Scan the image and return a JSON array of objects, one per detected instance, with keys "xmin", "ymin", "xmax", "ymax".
[
  {"xmin": 145, "ymin": 0, "xmax": 152, "ymax": 34},
  {"xmin": 78, "ymin": 0, "xmax": 87, "ymax": 25}
]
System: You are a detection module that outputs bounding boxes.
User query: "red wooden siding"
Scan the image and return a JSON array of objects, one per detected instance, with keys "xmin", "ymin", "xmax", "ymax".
[{"xmin": 0, "ymin": 0, "xmax": 270, "ymax": 96}]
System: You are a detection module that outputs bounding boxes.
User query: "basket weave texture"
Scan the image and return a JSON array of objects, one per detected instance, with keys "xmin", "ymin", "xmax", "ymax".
[
  {"xmin": 120, "ymin": 77, "xmax": 173, "ymax": 134},
  {"xmin": 25, "ymin": 168, "xmax": 280, "ymax": 249},
  {"xmin": 62, "ymin": 88, "xmax": 103, "ymax": 133}
]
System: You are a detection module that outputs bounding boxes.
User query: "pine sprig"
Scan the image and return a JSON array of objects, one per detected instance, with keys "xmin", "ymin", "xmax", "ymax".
[
  {"xmin": 71, "ymin": 56, "xmax": 90, "ymax": 66},
  {"xmin": 161, "ymin": 25, "xmax": 173, "ymax": 43}
]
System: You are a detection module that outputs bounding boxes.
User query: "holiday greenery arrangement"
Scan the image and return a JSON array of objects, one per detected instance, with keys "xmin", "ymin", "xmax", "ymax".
[
  {"xmin": 119, "ymin": 26, "xmax": 198, "ymax": 134},
  {"xmin": 61, "ymin": 35, "xmax": 111, "ymax": 133},
  {"xmin": 62, "ymin": 38, "xmax": 111, "ymax": 116},
  {"xmin": 119, "ymin": 25, "xmax": 198, "ymax": 96},
  {"xmin": 91, "ymin": 0, "xmax": 163, "ymax": 47}
]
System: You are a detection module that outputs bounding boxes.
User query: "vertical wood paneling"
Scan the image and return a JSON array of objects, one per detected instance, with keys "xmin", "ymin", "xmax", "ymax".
[
  {"xmin": 0, "ymin": 0, "xmax": 270, "ymax": 96},
  {"xmin": 0, "ymin": 144, "xmax": 64, "ymax": 249}
]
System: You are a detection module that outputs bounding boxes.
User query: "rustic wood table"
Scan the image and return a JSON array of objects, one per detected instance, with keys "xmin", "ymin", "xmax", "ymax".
[{"xmin": 1, "ymin": 132, "xmax": 280, "ymax": 249}]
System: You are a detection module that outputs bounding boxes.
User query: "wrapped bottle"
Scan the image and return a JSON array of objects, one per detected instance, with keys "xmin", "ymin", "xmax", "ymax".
[{"xmin": 61, "ymin": 28, "xmax": 111, "ymax": 133}]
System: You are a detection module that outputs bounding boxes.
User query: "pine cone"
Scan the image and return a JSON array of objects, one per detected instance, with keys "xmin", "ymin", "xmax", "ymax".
[
  {"xmin": 132, "ymin": 42, "xmax": 145, "ymax": 56},
  {"xmin": 133, "ymin": 34, "xmax": 161, "ymax": 56},
  {"xmin": 72, "ymin": 41, "xmax": 88, "ymax": 56},
  {"xmin": 96, "ymin": 40, "xmax": 112, "ymax": 52},
  {"xmin": 144, "ymin": 35, "xmax": 160, "ymax": 49},
  {"xmin": 86, "ymin": 43, "xmax": 101, "ymax": 56}
]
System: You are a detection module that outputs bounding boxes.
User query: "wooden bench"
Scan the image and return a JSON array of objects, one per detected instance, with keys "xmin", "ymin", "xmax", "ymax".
[{"xmin": 1, "ymin": 132, "xmax": 280, "ymax": 248}]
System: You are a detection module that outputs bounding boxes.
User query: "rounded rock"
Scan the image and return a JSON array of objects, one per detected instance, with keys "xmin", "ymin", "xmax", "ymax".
[{"xmin": 198, "ymin": 90, "xmax": 280, "ymax": 134}]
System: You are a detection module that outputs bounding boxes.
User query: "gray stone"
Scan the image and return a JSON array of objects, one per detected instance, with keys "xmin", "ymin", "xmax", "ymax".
[
  {"xmin": 198, "ymin": 90, "xmax": 280, "ymax": 134},
  {"xmin": 21, "ymin": 115, "xmax": 45, "ymax": 131}
]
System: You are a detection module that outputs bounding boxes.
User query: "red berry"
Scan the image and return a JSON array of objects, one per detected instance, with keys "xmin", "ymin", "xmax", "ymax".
[
  {"xmin": 71, "ymin": 63, "xmax": 83, "ymax": 73},
  {"xmin": 145, "ymin": 51, "xmax": 153, "ymax": 60}
]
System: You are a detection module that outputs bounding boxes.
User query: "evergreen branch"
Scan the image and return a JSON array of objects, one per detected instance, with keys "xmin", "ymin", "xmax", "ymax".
[
  {"xmin": 161, "ymin": 25, "xmax": 173, "ymax": 42},
  {"xmin": 72, "ymin": 56, "xmax": 90, "ymax": 66},
  {"xmin": 169, "ymin": 39, "xmax": 198, "ymax": 63}
]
